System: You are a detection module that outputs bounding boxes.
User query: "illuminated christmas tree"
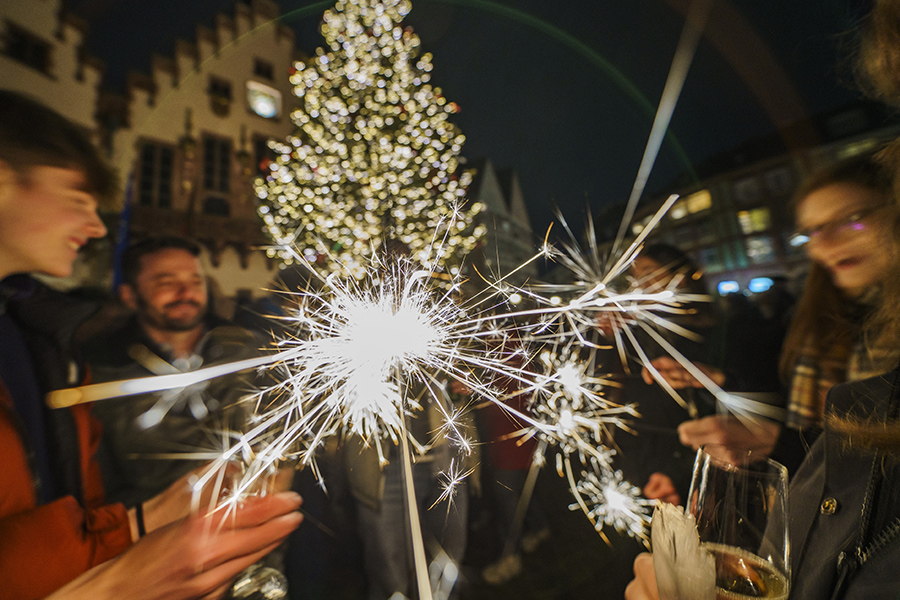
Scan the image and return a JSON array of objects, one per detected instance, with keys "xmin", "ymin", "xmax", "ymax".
[{"xmin": 256, "ymin": 0, "xmax": 485, "ymax": 278}]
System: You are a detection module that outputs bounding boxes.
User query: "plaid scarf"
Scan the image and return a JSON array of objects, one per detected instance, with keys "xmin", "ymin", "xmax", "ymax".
[{"xmin": 786, "ymin": 336, "xmax": 898, "ymax": 429}]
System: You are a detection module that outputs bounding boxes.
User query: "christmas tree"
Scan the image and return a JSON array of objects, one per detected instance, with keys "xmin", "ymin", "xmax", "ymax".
[{"xmin": 256, "ymin": 0, "xmax": 485, "ymax": 278}]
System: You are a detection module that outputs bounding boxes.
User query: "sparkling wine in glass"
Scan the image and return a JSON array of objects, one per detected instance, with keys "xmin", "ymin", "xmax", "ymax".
[{"xmin": 688, "ymin": 446, "xmax": 790, "ymax": 600}]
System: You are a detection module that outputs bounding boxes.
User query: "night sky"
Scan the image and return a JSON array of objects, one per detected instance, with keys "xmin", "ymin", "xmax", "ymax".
[{"xmin": 70, "ymin": 0, "xmax": 871, "ymax": 237}]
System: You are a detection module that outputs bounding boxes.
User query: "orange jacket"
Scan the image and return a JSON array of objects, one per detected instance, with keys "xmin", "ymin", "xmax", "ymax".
[{"xmin": 0, "ymin": 381, "xmax": 133, "ymax": 600}]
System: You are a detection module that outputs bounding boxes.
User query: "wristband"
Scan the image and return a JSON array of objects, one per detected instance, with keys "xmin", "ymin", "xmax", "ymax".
[{"xmin": 135, "ymin": 501, "xmax": 146, "ymax": 538}]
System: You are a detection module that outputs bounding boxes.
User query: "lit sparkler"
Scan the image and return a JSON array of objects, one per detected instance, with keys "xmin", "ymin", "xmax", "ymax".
[{"xmin": 569, "ymin": 461, "xmax": 654, "ymax": 542}]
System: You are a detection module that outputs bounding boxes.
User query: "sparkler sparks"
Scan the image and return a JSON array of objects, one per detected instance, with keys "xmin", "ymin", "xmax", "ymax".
[
  {"xmin": 570, "ymin": 463, "xmax": 655, "ymax": 541},
  {"xmin": 51, "ymin": 198, "xmax": 740, "ymax": 600}
]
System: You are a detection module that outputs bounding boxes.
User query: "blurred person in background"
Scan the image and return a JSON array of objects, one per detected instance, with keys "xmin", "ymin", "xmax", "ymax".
[
  {"xmin": 647, "ymin": 153, "xmax": 898, "ymax": 478},
  {"xmin": 626, "ymin": 2, "xmax": 900, "ymax": 596}
]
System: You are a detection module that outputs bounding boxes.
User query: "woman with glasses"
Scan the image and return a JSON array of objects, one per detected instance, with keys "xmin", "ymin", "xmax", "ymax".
[
  {"xmin": 627, "ymin": 2, "xmax": 900, "ymax": 597},
  {"xmin": 646, "ymin": 154, "xmax": 898, "ymax": 478},
  {"xmin": 779, "ymin": 155, "xmax": 897, "ymax": 431}
]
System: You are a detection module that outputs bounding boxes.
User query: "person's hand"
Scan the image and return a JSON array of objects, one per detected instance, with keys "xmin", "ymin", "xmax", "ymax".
[
  {"xmin": 678, "ymin": 415, "xmax": 781, "ymax": 464},
  {"xmin": 136, "ymin": 464, "xmax": 235, "ymax": 538},
  {"xmin": 624, "ymin": 552, "xmax": 660, "ymax": 600},
  {"xmin": 49, "ymin": 491, "xmax": 303, "ymax": 600},
  {"xmin": 450, "ymin": 379, "xmax": 472, "ymax": 395},
  {"xmin": 643, "ymin": 472, "xmax": 680, "ymax": 506},
  {"xmin": 641, "ymin": 357, "xmax": 725, "ymax": 389}
]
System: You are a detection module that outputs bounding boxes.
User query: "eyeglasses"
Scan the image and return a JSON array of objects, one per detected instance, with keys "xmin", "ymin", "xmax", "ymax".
[{"xmin": 789, "ymin": 205, "xmax": 885, "ymax": 248}]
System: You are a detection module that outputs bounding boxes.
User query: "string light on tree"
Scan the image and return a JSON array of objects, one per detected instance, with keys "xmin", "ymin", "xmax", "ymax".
[{"xmin": 256, "ymin": 0, "xmax": 485, "ymax": 278}]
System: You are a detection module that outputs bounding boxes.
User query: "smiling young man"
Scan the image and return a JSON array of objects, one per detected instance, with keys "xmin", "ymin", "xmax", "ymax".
[
  {"xmin": 0, "ymin": 91, "xmax": 302, "ymax": 600},
  {"xmin": 85, "ymin": 237, "xmax": 263, "ymax": 508}
]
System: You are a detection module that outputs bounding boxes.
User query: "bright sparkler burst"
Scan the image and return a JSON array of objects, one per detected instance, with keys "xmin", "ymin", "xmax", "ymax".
[
  {"xmin": 512, "ymin": 343, "xmax": 652, "ymax": 543},
  {"xmin": 571, "ymin": 463, "xmax": 655, "ymax": 541},
  {"xmin": 218, "ymin": 245, "xmax": 544, "ymax": 497},
  {"xmin": 204, "ymin": 227, "xmax": 678, "ymax": 545},
  {"xmin": 52, "ymin": 206, "xmax": 716, "ymax": 552}
]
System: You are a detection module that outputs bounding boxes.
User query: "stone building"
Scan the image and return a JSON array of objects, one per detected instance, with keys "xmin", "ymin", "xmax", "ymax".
[
  {"xmin": 0, "ymin": 0, "xmax": 303, "ymax": 300},
  {"xmin": 0, "ymin": 0, "xmax": 102, "ymax": 130},
  {"xmin": 467, "ymin": 158, "xmax": 537, "ymax": 288},
  {"xmin": 102, "ymin": 0, "xmax": 301, "ymax": 299}
]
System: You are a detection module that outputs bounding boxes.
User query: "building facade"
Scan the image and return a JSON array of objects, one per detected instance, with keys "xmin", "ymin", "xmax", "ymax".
[
  {"xmin": 630, "ymin": 106, "xmax": 900, "ymax": 295},
  {"xmin": 467, "ymin": 158, "xmax": 538, "ymax": 288},
  {"xmin": 0, "ymin": 0, "xmax": 304, "ymax": 299}
]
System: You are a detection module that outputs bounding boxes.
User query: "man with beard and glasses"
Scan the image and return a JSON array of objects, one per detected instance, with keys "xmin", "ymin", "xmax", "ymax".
[{"xmin": 84, "ymin": 236, "xmax": 263, "ymax": 507}]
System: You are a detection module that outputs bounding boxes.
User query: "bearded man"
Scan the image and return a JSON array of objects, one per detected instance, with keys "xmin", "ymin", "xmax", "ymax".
[{"xmin": 85, "ymin": 237, "xmax": 261, "ymax": 506}]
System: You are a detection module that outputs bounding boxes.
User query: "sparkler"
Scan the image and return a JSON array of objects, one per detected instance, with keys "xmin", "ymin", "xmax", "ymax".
[
  {"xmin": 51, "ymin": 198, "xmax": 739, "ymax": 600},
  {"xmin": 570, "ymin": 462, "xmax": 655, "ymax": 541}
]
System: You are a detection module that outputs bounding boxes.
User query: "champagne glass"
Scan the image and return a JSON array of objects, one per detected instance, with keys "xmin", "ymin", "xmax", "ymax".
[
  {"xmin": 225, "ymin": 461, "xmax": 296, "ymax": 600},
  {"xmin": 687, "ymin": 445, "xmax": 790, "ymax": 600}
]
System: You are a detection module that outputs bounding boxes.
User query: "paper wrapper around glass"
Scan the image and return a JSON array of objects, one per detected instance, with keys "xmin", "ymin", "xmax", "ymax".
[{"xmin": 651, "ymin": 502, "xmax": 716, "ymax": 600}]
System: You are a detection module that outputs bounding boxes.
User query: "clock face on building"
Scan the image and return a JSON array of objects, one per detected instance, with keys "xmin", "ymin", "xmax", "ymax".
[{"xmin": 247, "ymin": 81, "xmax": 281, "ymax": 119}]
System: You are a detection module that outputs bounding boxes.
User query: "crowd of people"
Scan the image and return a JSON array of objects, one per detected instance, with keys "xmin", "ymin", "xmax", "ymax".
[{"xmin": 4, "ymin": 1, "xmax": 900, "ymax": 599}]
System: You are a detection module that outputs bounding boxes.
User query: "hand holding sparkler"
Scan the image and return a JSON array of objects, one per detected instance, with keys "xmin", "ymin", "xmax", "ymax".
[
  {"xmin": 677, "ymin": 416, "xmax": 780, "ymax": 463},
  {"xmin": 641, "ymin": 356, "xmax": 725, "ymax": 389},
  {"xmin": 48, "ymin": 492, "xmax": 303, "ymax": 600}
]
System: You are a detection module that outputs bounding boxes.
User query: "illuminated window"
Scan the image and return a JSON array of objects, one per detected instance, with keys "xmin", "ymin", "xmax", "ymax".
[
  {"xmin": 725, "ymin": 241, "xmax": 749, "ymax": 269},
  {"xmin": 685, "ymin": 189, "xmax": 712, "ymax": 214},
  {"xmin": 737, "ymin": 208, "xmax": 771, "ymax": 234},
  {"xmin": 137, "ymin": 141, "xmax": 174, "ymax": 209},
  {"xmin": 203, "ymin": 136, "xmax": 231, "ymax": 193},
  {"xmin": 748, "ymin": 277, "xmax": 774, "ymax": 293},
  {"xmin": 671, "ymin": 200, "xmax": 688, "ymax": 220},
  {"xmin": 247, "ymin": 81, "xmax": 282, "ymax": 119},
  {"xmin": 718, "ymin": 280, "xmax": 740, "ymax": 295},
  {"xmin": 746, "ymin": 236, "xmax": 775, "ymax": 264}
]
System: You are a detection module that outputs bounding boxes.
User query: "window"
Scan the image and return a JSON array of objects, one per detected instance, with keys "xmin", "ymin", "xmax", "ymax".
[
  {"xmin": 732, "ymin": 177, "xmax": 761, "ymax": 205},
  {"xmin": 208, "ymin": 76, "xmax": 232, "ymax": 116},
  {"xmin": 209, "ymin": 77, "xmax": 232, "ymax": 101},
  {"xmin": 685, "ymin": 189, "xmax": 712, "ymax": 214},
  {"xmin": 202, "ymin": 196, "xmax": 230, "ymax": 217},
  {"xmin": 4, "ymin": 22, "xmax": 50, "ymax": 73},
  {"xmin": 247, "ymin": 81, "xmax": 282, "ymax": 119},
  {"xmin": 746, "ymin": 236, "xmax": 776, "ymax": 264},
  {"xmin": 203, "ymin": 136, "xmax": 231, "ymax": 193},
  {"xmin": 253, "ymin": 59, "xmax": 274, "ymax": 80},
  {"xmin": 137, "ymin": 141, "xmax": 174, "ymax": 209},
  {"xmin": 737, "ymin": 208, "xmax": 771, "ymax": 235},
  {"xmin": 724, "ymin": 241, "xmax": 749, "ymax": 270}
]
